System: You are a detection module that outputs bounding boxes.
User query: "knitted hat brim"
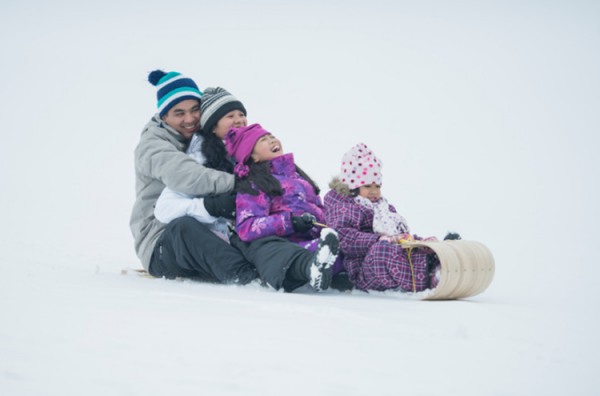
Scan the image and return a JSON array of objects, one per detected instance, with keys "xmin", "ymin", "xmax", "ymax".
[
  {"xmin": 201, "ymin": 101, "xmax": 247, "ymax": 136},
  {"xmin": 159, "ymin": 94, "xmax": 203, "ymax": 118}
]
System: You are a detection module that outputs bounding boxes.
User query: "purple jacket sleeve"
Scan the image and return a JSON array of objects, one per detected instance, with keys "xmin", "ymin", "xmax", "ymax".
[
  {"xmin": 326, "ymin": 203, "xmax": 379, "ymax": 258},
  {"xmin": 236, "ymin": 191, "xmax": 294, "ymax": 242}
]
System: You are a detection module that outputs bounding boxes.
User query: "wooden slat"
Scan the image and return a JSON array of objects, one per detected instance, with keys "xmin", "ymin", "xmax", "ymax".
[{"xmin": 400, "ymin": 240, "xmax": 495, "ymax": 300}]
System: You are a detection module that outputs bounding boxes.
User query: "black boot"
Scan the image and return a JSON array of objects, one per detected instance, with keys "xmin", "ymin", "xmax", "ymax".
[
  {"xmin": 426, "ymin": 254, "xmax": 441, "ymax": 289},
  {"xmin": 444, "ymin": 232, "xmax": 461, "ymax": 240},
  {"xmin": 330, "ymin": 271, "xmax": 354, "ymax": 292}
]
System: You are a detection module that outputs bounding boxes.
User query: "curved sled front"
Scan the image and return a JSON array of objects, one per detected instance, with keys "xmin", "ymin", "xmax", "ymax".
[{"xmin": 399, "ymin": 240, "xmax": 495, "ymax": 300}]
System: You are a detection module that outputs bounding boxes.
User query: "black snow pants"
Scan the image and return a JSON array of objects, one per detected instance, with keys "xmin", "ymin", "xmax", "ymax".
[
  {"xmin": 230, "ymin": 235, "xmax": 315, "ymax": 292},
  {"xmin": 148, "ymin": 217, "xmax": 258, "ymax": 285}
]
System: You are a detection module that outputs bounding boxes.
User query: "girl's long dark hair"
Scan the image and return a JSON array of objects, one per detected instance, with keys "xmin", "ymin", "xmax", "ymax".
[
  {"xmin": 235, "ymin": 157, "xmax": 321, "ymax": 197},
  {"xmin": 197, "ymin": 129, "xmax": 234, "ymax": 173}
]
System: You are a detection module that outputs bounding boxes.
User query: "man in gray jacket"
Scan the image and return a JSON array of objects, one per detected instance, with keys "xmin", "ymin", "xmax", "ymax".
[{"xmin": 130, "ymin": 70, "xmax": 258, "ymax": 284}]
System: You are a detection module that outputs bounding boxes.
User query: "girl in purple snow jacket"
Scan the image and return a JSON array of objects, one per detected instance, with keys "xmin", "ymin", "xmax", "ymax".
[
  {"xmin": 324, "ymin": 143, "xmax": 444, "ymax": 293},
  {"xmin": 224, "ymin": 123, "xmax": 342, "ymax": 291},
  {"xmin": 225, "ymin": 125, "xmax": 324, "ymax": 243}
]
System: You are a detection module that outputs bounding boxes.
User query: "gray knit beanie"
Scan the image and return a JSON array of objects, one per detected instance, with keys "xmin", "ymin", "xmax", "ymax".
[{"xmin": 200, "ymin": 87, "xmax": 246, "ymax": 135}]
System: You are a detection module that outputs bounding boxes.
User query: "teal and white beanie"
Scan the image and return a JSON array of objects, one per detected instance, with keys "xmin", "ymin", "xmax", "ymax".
[
  {"xmin": 200, "ymin": 87, "xmax": 246, "ymax": 135},
  {"xmin": 148, "ymin": 70, "xmax": 203, "ymax": 118}
]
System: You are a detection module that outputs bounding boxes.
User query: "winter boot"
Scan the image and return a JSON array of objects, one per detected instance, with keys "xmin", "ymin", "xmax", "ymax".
[
  {"xmin": 330, "ymin": 271, "xmax": 354, "ymax": 292},
  {"xmin": 426, "ymin": 254, "xmax": 441, "ymax": 289},
  {"xmin": 308, "ymin": 228, "xmax": 339, "ymax": 292},
  {"xmin": 444, "ymin": 232, "xmax": 461, "ymax": 241}
]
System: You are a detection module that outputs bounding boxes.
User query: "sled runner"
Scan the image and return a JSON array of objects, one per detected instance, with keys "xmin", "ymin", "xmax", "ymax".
[
  {"xmin": 399, "ymin": 240, "xmax": 495, "ymax": 300},
  {"xmin": 120, "ymin": 268, "xmax": 184, "ymax": 281}
]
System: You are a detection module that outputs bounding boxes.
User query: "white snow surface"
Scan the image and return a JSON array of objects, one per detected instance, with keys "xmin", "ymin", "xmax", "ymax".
[{"xmin": 1, "ymin": 1, "xmax": 599, "ymax": 395}]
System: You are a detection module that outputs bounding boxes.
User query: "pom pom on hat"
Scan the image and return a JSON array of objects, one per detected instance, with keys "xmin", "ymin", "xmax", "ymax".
[
  {"xmin": 148, "ymin": 70, "xmax": 167, "ymax": 86},
  {"xmin": 147, "ymin": 69, "xmax": 203, "ymax": 118},
  {"xmin": 338, "ymin": 143, "xmax": 383, "ymax": 190}
]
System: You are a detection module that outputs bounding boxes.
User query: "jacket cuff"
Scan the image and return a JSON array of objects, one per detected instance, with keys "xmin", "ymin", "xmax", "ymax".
[{"xmin": 281, "ymin": 211, "xmax": 295, "ymax": 236}]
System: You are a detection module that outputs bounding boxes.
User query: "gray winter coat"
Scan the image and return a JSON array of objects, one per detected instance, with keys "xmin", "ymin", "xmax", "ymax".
[{"xmin": 130, "ymin": 114, "xmax": 234, "ymax": 270}]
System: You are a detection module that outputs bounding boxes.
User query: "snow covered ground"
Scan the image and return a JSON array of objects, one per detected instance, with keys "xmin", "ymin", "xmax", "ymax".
[
  {"xmin": 1, "ymin": 240, "xmax": 597, "ymax": 396},
  {"xmin": 1, "ymin": 1, "xmax": 599, "ymax": 395}
]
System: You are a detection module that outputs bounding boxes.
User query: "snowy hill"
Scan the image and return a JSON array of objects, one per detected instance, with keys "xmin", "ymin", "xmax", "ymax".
[{"xmin": 1, "ymin": 242, "xmax": 596, "ymax": 395}]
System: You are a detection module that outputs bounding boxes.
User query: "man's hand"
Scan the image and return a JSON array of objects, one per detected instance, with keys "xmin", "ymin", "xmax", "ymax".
[
  {"xmin": 291, "ymin": 213, "xmax": 316, "ymax": 233},
  {"xmin": 203, "ymin": 191, "xmax": 237, "ymax": 220}
]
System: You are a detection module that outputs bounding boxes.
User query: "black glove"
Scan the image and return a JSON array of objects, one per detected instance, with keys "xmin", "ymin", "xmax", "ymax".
[
  {"xmin": 203, "ymin": 191, "xmax": 237, "ymax": 220},
  {"xmin": 291, "ymin": 213, "xmax": 316, "ymax": 233}
]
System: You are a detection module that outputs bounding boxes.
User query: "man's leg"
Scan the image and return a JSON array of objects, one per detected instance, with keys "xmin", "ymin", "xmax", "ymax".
[{"xmin": 149, "ymin": 217, "xmax": 258, "ymax": 285}]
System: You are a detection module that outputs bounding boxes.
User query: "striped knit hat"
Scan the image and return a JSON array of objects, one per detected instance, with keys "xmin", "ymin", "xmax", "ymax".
[
  {"xmin": 200, "ymin": 87, "xmax": 246, "ymax": 135},
  {"xmin": 148, "ymin": 70, "xmax": 203, "ymax": 118}
]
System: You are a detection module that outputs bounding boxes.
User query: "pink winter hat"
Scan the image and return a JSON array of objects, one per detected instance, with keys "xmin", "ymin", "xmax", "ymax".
[
  {"xmin": 224, "ymin": 123, "xmax": 271, "ymax": 164},
  {"xmin": 339, "ymin": 143, "xmax": 383, "ymax": 189}
]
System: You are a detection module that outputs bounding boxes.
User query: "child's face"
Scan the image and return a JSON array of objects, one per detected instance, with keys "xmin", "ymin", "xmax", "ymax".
[
  {"xmin": 359, "ymin": 184, "xmax": 381, "ymax": 202},
  {"xmin": 212, "ymin": 110, "xmax": 247, "ymax": 139},
  {"xmin": 251, "ymin": 134, "xmax": 284, "ymax": 162}
]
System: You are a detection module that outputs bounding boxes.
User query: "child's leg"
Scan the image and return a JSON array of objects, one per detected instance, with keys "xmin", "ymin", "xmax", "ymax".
[
  {"xmin": 356, "ymin": 241, "xmax": 430, "ymax": 291},
  {"xmin": 231, "ymin": 230, "xmax": 339, "ymax": 292},
  {"xmin": 230, "ymin": 235, "xmax": 310, "ymax": 291}
]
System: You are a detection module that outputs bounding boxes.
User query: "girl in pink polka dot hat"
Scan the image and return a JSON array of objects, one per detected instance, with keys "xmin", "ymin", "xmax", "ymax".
[
  {"xmin": 323, "ymin": 143, "xmax": 447, "ymax": 293},
  {"xmin": 339, "ymin": 142, "xmax": 384, "ymax": 190}
]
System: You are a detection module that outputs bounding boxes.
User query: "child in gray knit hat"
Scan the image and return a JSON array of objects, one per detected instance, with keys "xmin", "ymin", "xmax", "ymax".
[
  {"xmin": 201, "ymin": 87, "xmax": 247, "ymax": 138},
  {"xmin": 194, "ymin": 87, "xmax": 248, "ymax": 173}
]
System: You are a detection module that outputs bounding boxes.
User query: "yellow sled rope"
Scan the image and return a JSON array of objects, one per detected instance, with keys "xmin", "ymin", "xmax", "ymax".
[{"xmin": 398, "ymin": 235, "xmax": 417, "ymax": 292}]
